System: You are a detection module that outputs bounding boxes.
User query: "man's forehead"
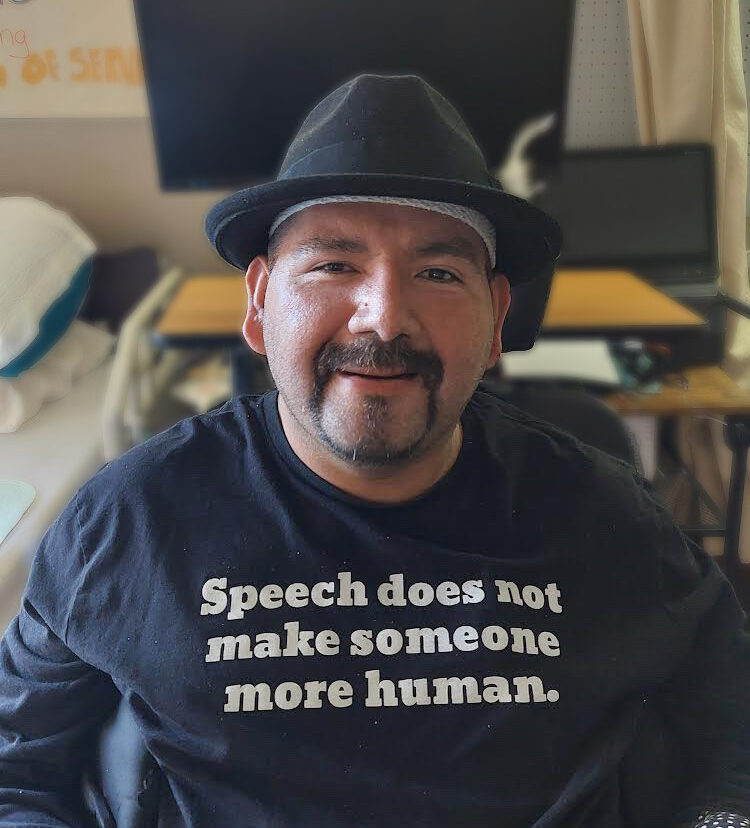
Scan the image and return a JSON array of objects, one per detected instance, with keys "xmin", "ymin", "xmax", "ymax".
[{"xmin": 278, "ymin": 201, "xmax": 489, "ymax": 265}]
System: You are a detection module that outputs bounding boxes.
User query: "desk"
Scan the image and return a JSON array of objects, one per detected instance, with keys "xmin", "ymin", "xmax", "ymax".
[
  {"xmin": 606, "ymin": 365, "xmax": 750, "ymax": 417},
  {"xmin": 604, "ymin": 367, "xmax": 750, "ymax": 569},
  {"xmin": 152, "ymin": 275, "xmax": 245, "ymax": 347},
  {"xmin": 542, "ymin": 269, "xmax": 705, "ymax": 335},
  {"xmin": 152, "ymin": 270, "xmax": 749, "ymax": 565}
]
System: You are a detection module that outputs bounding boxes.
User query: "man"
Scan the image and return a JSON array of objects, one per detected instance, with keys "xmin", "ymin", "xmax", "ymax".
[{"xmin": 0, "ymin": 74, "xmax": 747, "ymax": 828}]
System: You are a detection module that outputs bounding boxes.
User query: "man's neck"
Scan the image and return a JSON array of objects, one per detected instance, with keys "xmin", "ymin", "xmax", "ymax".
[{"xmin": 277, "ymin": 397, "xmax": 463, "ymax": 504}]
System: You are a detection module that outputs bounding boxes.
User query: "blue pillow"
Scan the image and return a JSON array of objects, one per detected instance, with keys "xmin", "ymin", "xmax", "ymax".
[{"xmin": 0, "ymin": 257, "xmax": 93, "ymax": 378}]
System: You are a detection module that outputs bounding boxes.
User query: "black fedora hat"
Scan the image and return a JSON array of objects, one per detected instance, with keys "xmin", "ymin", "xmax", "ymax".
[{"xmin": 205, "ymin": 73, "xmax": 561, "ymax": 284}]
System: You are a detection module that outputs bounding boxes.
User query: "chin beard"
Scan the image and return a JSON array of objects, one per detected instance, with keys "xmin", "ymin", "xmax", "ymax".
[
  {"xmin": 312, "ymin": 394, "xmax": 435, "ymax": 468},
  {"xmin": 305, "ymin": 335, "xmax": 444, "ymax": 468}
]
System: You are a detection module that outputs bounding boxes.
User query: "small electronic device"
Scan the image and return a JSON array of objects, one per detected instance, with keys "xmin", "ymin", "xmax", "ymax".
[{"xmin": 536, "ymin": 144, "xmax": 719, "ymax": 298}]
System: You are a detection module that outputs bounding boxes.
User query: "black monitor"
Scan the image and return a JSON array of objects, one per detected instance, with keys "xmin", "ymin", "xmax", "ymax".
[
  {"xmin": 132, "ymin": 0, "xmax": 575, "ymax": 191},
  {"xmin": 536, "ymin": 144, "xmax": 719, "ymax": 289}
]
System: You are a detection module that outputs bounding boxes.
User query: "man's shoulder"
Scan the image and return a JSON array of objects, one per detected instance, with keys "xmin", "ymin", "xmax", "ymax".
[
  {"xmin": 469, "ymin": 385, "xmax": 627, "ymax": 466},
  {"xmin": 470, "ymin": 385, "xmax": 660, "ymax": 515},
  {"xmin": 79, "ymin": 393, "xmax": 269, "ymax": 508}
]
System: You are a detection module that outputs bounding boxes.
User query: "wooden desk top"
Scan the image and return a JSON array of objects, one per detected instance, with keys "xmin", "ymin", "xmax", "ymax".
[
  {"xmin": 155, "ymin": 269, "xmax": 705, "ymax": 340},
  {"xmin": 542, "ymin": 269, "xmax": 705, "ymax": 330},
  {"xmin": 605, "ymin": 365, "xmax": 750, "ymax": 416},
  {"xmin": 156, "ymin": 275, "xmax": 245, "ymax": 339}
]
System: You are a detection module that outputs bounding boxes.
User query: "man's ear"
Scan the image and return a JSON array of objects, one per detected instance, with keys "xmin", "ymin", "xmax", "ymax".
[
  {"xmin": 242, "ymin": 255, "xmax": 270, "ymax": 355},
  {"xmin": 486, "ymin": 272, "xmax": 512, "ymax": 368}
]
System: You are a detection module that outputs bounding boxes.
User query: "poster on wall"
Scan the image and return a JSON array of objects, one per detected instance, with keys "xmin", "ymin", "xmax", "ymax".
[{"xmin": 0, "ymin": 0, "xmax": 147, "ymax": 117}]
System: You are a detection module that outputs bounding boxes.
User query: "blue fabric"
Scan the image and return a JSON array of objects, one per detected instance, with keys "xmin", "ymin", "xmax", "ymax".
[{"xmin": 0, "ymin": 258, "xmax": 93, "ymax": 378}]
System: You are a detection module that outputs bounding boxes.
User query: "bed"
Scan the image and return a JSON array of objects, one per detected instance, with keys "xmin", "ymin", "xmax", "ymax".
[{"xmin": 0, "ymin": 264, "xmax": 185, "ymax": 631}]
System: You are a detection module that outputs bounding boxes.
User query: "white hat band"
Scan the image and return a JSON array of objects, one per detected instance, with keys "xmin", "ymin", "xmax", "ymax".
[{"xmin": 269, "ymin": 195, "xmax": 496, "ymax": 269}]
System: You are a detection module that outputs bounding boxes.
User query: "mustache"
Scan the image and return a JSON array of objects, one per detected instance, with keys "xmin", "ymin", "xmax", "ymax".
[{"xmin": 314, "ymin": 336, "xmax": 444, "ymax": 390}]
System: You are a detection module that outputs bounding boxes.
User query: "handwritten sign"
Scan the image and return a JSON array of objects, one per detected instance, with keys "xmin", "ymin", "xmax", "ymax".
[{"xmin": 0, "ymin": 0, "xmax": 148, "ymax": 116}]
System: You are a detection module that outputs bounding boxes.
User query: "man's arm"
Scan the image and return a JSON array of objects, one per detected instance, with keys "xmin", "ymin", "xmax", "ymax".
[
  {"xmin": 0, "ymin": 491, "xmax": 120, "ymax": 825},
  {"xmin": 0, "ymin": 599, "xmax": 119, "ymax": 825},
  {"xmin": 653, "ymin": 521, "xmax": 750, "ymax": 828}
]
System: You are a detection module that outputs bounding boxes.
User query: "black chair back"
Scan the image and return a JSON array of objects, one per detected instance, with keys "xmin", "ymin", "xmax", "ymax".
[
  {"xmin": 482, "ymin": 381, "xmax": 643, "ymax": 474},
  {"xmin": 79, "ymin": 248, "xmax": 160, "ymax": 334},
  {"xmin": 501, "ymin": 258, "xmax": 555, "ymax": 352}
]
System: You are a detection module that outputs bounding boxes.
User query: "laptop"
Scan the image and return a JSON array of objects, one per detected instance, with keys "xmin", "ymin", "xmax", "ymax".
[{"xmin": 536, "ymin": 143, "xmax": 719, "ymax": 300}]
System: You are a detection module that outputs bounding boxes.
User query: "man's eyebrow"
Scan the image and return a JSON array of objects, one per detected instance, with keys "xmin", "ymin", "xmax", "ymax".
[
  {"xmin": 288, "ymin": 236, "xmax": 369, "ymax": 257},
  {"xmin": 413, "ymin": 236, "xmax": 485, "ymax": 270},
  {"xmin": 287, "ymin": 234, "xmax": 485, "ymax": 269}
]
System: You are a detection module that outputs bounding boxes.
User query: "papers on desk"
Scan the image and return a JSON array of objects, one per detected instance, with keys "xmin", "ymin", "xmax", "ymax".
[
  {"xmin": 0, "ymin": 480, "xmax": 35, "ymax": 547},
  {"xmin": 500, "ymin": 339, "xmax": 621, "ymax": 387},
  {"xmin": 170, "ymin": 353, "xmax": 231, "ymax": 413}
]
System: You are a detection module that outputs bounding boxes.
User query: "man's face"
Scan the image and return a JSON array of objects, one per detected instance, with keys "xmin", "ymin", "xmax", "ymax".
[{"xmin": 243, "ymin": 202, "xmax": 511, "ymax": 471}]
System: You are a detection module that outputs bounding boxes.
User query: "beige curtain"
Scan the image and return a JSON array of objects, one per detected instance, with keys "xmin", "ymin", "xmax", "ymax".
[{"xmin": 626, "ymin": 0, "xmax": 750, "ymax": 562}]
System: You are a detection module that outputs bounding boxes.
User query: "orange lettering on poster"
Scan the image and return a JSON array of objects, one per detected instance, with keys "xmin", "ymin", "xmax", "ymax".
[
  {"xmin": 104, "ymin": 47, "xmax": 142, "ymax": 85},
  {"xmin": 69, "ymin": 46, "xmax": 88, "ymax": 81},
  {"xmin": 70, "ymin": 46, "xmax": 143, "ymax": 85},
  {"xmin": 20, "ymin": 49, "xmax": 58, "ymax": 84},
  {"xmin": 89, "ymin": 48, "xmax": 102, "ymax": 82},
  {"xmin": 43, "ymin": 49, "xmax": 57, "ymax": 79},
  {"xmin": 21, "ymin": 52, "xmax": 45, "ymax": 84}
]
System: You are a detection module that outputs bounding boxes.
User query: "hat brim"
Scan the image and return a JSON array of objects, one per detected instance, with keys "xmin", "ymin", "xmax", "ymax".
[{"xmin": 205, "ymin": 173, "xmax": 562, "ymax": 285}]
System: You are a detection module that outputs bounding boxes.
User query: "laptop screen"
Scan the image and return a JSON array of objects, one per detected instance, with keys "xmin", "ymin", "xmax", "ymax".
[{"xmin": 536, "ymin": 145, "xmax": 717, "ymax": 274}]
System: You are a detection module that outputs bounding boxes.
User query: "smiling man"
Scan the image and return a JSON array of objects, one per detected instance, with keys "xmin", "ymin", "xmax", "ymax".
[{"xmin": 0, "ymin": 74, "xmax": 748, "ymax": 828}]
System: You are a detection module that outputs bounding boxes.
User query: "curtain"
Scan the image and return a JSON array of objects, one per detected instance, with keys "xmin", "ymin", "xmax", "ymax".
[{"xmin": 626, "ymin": 0, "xmax": 750, "ymax": 562}]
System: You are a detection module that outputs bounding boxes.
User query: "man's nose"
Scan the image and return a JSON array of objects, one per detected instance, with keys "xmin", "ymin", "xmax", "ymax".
[{"xmin": 347, "ymin": 267, "xmax": 419, "ymax": 342}]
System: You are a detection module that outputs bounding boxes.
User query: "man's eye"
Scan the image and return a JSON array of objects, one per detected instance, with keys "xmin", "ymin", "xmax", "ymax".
[
  {"xmin": 421, "ymin": 268, "xmax": 460, "ymax": 283},
  {"xmin": 315, "ymin": 262, "xmax": 350, "ymax": 273}
]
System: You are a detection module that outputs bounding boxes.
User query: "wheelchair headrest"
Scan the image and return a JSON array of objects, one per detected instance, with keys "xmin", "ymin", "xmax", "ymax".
[{"xmin": 501, "ymin": 259, "xmax": 555, "ymax": 352}]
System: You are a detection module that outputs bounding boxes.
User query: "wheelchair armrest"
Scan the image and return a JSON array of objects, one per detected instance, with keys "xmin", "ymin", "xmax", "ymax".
[{"xmin": 82, "ymin": 698, "xmax": 161, "ymax": 828}]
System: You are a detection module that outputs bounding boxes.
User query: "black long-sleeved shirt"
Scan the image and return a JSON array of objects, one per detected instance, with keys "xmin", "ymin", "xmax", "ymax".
[{"xmin": 0, "ymin": 389, "xmax": 748, "ymax": 826}]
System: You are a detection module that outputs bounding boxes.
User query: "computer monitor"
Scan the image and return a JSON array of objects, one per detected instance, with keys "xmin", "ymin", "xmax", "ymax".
[
  {"xmin": 132, "ymin": 0, "xmax": 575, "ymax": 191},
  {"xmin": 536, "ymin": 144, "xmax": 719, "ymax": 292}
]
